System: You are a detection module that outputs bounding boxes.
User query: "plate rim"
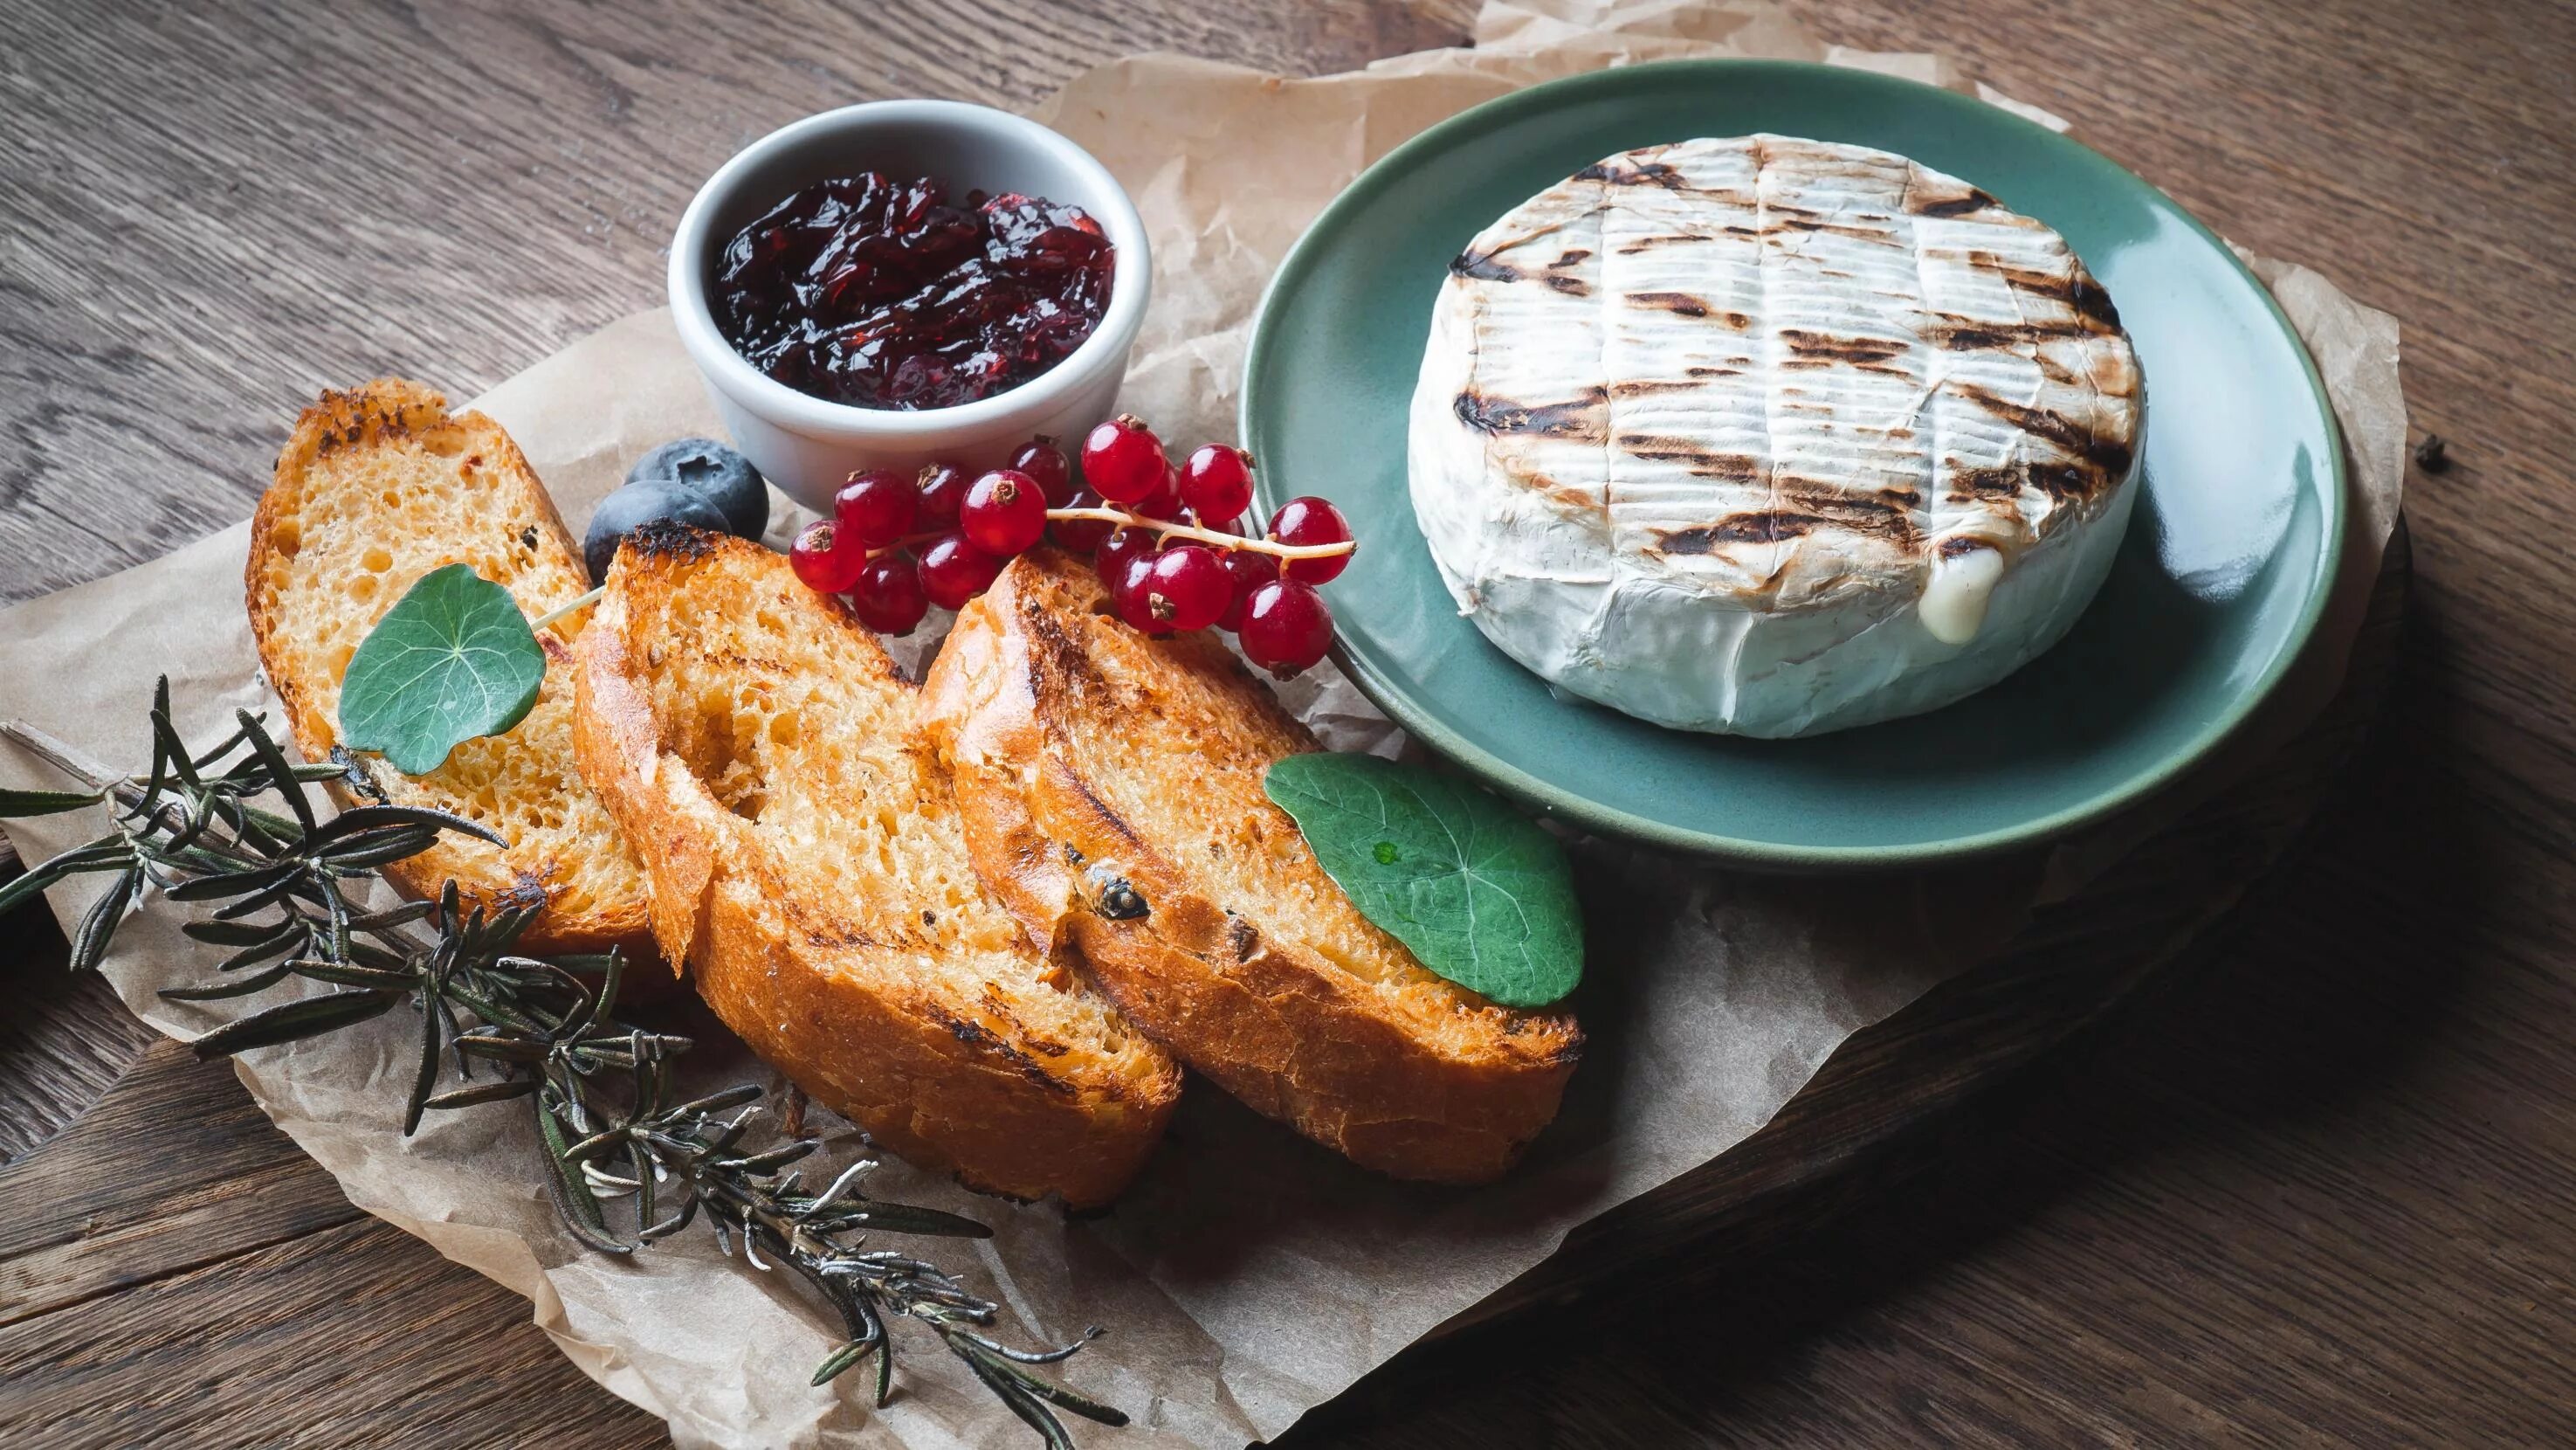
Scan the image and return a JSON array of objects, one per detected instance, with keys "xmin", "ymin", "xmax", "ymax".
[{"xmin": 1240, "ymin": 57, "xmax": 2350, "ymax": 869}]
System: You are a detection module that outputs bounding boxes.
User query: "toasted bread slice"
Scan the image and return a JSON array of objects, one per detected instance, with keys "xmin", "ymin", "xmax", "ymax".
[
  {"xmin": 570, "ymin": 526, "xmax": 1181, "ymax": 1205},
  {"xmin": 246, "ymin": 380, "xmax": 654, "ymax": 958},
  {"xmin": 920, "ymin": 550, "xmax": 1582, "ymax": 1184}
]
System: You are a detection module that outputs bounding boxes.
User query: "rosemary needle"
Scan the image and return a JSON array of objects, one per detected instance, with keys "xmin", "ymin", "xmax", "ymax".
[{"xmin": 0, "ymin": 678, "xmax": 1125, "ymax": 1446}]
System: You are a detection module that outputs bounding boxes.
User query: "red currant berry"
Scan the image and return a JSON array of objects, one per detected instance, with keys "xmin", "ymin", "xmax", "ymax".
[
  {"xmin": 847, "ymin": 552, "xmax": 929, "ymax": 636},
  {"xmin": 917, "ymin": 532, "xmax": 1003, "ymax": 611},
  {"xmin": 1080, "ymin": 414, "xmax": 1167, "ymax": 505},
  {"xmin": 1133, "ymin": 462, "xmax": 1185, "ymax": 522},
  {"xmin": 834, "ymin": 468, "xmax": 917, "ymax": 549},
  {"xmin": 1050, "ymin": 487, "xmax": 1116, "ymax": 554},
  {"xmin": 789, "ymin": 521, "xmax": 869, "ymax": 594},
  {"xmin": 915, "ymin": 463, "xmax": 971, "ymax": 528},
  {"xmin": 1094, "ymin": 526, "xmax": 1160, "ymax": 597},
  {"xmin": 1111, "ymin": 549, "xmax": 1173, "ymax": 635},
  {"xmin": 1008, "ymin": 436, "xmax": 1078, "ymax": 508},
  {"xmin": 961, "ymin": 468, "xmax": 1049, "ymax": 556},
  {"xmin": 1180, "ymin": 445, "xmax": 1255, "ymax": 528},
  {"xmin": 1268, "ymin": 496, "xmax": 1354, "ymax": 583},
  {"xmin": 1215, "ymin": 547, "xmax": 1279, "ymax": 632},
  {"xmin": 1142, "ymin": 545, "xmax": 1231, "ymax": 632},
  {"xmin": 1239, "ymin": 578, "xmax": 1335, "ymax": 678}
]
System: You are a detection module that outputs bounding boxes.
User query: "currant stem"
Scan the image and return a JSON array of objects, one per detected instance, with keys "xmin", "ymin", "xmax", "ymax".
[
  {"xmin": 1040, "ymin": 507, "xmax": 1357, "ymax": 560},
  {"xmin": 864, "ymin": 530, "xmax": 951, "ymax": 562}
]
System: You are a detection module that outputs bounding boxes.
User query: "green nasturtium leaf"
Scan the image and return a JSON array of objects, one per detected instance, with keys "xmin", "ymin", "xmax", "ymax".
[
  {"xmin": 337, "ymin": 564, "xmax": 546, "ymax": 776},
  {"xmin": 1262, "ymin": 753, "xmax": 1582, "ymax": 1009}
]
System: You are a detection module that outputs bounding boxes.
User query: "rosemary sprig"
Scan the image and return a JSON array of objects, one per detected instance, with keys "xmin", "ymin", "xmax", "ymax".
[{"xmin": 0, "ymin": 680, "xmax": 1125, "ymax": 1447}]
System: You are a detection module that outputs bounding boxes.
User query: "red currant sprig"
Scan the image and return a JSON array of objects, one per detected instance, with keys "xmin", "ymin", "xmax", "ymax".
[{"xmin": 789, "ymin": 419, "xmax": 1356, "ymax": 677}]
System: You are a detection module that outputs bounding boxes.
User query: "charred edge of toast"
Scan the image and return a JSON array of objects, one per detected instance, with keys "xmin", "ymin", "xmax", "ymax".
[
  {"xmin": 1008, "ymin": 557, "xmax": 1581, "ymax": 1056},
  {"xmin": 297, "ymin": 380, "xmax": 451, "ymax": 459},
  {"xmin": 919, "ymin": 1002, "xmax": 1089, "ymax": 1101},
  {"xmin": 1020, "ymin": 553, "xmax": 1324, "ymax": 751},
  {"xmin": 620, "ymin": 517, "xmax": 728, "ymax": 566}
]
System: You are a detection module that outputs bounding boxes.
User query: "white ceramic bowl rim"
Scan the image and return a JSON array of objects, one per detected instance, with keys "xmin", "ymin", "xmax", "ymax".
[{"xmin": 666, "ymin": 99, "xmax": 1150, "ymax": 439}]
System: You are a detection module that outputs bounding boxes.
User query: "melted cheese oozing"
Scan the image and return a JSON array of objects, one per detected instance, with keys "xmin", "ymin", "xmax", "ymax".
[
  {"xmin": 1919, "ymin": 544, "xmax": 2006, "ymax": 646},
  {"xmin": 1407, "ymin": 134, "xmax": 2144, "ymax": 738}
]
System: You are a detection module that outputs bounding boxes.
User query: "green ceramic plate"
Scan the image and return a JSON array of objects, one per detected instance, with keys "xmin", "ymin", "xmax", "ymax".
[{"xmin": 1241, "ymin": 59, "xmax": 2345, "ymax": 870}]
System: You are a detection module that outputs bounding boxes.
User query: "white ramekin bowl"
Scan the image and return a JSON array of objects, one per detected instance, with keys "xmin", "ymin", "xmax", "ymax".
[{"xmin": 668, "ymin": 100, "xmax": 1151, "ymax": 514}]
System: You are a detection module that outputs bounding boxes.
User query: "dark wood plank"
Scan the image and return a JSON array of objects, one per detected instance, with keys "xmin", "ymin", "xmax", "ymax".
[
  {"xmin": 0, "ymin": 1040, "xmax": 363, "ymax": 1328},
  {"xmin": 0, "ymin": 1212, "xmax": 665, "ymax": 1448},
  {"xmin": 5, "ymin": 0, "xmax": 2575, "ymax": 1447},
  {"xmin": 0, "ymin": 916, "xmax": 154, "ymax": 1166},
  {"xmin": 0, "ymin": 0, "xmax": 1455, "ymax": 607},
  {"xmin": 0, "ymin": 1037, "xmax": 653, "ymax": 1448}
]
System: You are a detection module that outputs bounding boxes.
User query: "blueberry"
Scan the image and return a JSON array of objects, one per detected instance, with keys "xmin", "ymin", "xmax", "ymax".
[
  {"xmin": 626, "ymin": 438, "xmax": 768, "ymax": 540},
  {"xmin": 584, "ymin": 481, "xmax": 729, "ymax": 581}
]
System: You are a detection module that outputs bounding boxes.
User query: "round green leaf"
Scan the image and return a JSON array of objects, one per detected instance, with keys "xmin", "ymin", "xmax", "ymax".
[
  {"xmin": 337, "ymin": 564, "xmax": 546, "ymax": 776},
  {"xmin": 1262, "ymin": 753, "xmax": 1582, "ymax": 1008}
]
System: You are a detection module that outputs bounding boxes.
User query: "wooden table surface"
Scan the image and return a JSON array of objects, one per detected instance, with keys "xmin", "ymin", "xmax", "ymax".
[{"xmin": 3, "ymin": 0, "xmax": 2572, "ymax": 1446}]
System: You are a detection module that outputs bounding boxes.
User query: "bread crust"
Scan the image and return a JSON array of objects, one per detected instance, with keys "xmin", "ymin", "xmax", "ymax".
[
  {"xmin": 921, "ymin": 552, "xmax": 1581, "ymax": 1184},
  {"xmin": 570, "ymin": 530, "xmax": 1178, "ymax": 1206},
  {"xmin": 245, "ymin": 379, "xmax": 655, "ymax": 960}
]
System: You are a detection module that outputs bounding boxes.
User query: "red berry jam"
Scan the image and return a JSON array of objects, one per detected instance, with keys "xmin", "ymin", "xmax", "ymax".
[{"xmin": 713, "ymin": 174, "xmax": 1114, "ymax": 411}]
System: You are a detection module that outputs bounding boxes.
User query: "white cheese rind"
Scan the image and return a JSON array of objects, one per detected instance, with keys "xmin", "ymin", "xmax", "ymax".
[{"xmin": 1407, "ymin": 135, "xmax": 2143, "ymax": 738}]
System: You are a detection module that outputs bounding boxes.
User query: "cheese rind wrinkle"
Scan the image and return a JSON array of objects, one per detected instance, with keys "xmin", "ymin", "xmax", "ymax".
[{"xmin": 1409, "ymin": 135, "xmax": 2143, "ymax": 738}]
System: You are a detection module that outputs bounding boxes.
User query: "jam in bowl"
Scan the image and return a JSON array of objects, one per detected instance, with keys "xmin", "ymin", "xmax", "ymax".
[
  {"xmin": 667, "ymin": 100, "xmax": 1152, "ymax": 513},
  {"xmin": 714, "ymin": 174, "xmax": 1115, "ymax": 411}
]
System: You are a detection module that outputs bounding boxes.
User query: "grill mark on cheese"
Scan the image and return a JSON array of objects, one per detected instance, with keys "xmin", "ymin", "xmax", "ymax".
[
  {"xmin": 1951, "ymin": 381, "xmax": 2135, "ymax": 483},
  {"xmin": 1922, "ymin": 318, "xmax": 2087, "ymax": 349},
  {"xmin": 1533, "ymin": 474, "xmax": 1612, "ymax": 518},
  {"xmin": 1450, "ymin": 249, "xmax": 1592, "ymax": 296},
  {"xmin": 1835, "ymin": 359, "xmax": 1917, "ymax": 379},
  {"xmin": 1960, "ymin": 253, "xmax": 2125, "ymax": 331},
  {"xmin": 1576, "ymin": 159, "xmax": 1698, "ymax": 191},
  {"xmin": 1615, "ymin": 226, "xmax": 1758, "ymax": 254},
  {"xmin": 1452, "ymin": 386, "xmax": 1609, "ymax": 444},
  {"xmin": 2066, "ymin": 274, "xmax": 2123, "ymax": 330},
  {"xmin": 1579, "ymin": 158, "xmax": 1763, "ymax": 209},
  {"xmin": 1776, "ymin": 355, "xmax": 1911, "ymax": 375},
  {"xmin": 1629, "ymin": 290, "xmax": 1708, "ymax": 318},
  {"xmin": 1950, "ymin": 465, "xmax": 2029, "ymax": 500},
  {"xmin": 1621, "ymin": 439, "xmax": 1766, "ymax": 480},
  {"xmin": 1576, "ymin": 158, "xmax": 1680, "ymax": 187},
  {"xmin": 1422, "ymin": 135, "xmax": 2141, "ymax": 612},
  {"xmin": 1761, "ymin": 203, "xmax": 1909, "ymax": 246},
  {"xmin": 1946, "ymin": 447, "xmax": 2119, "ymax": 508},
  {"xmin": 2026, "ymin": 463, "xmax": 2098, "ymax": 502},
  {"xmin": 1652, "ymin": 485, "xmax": 1918, "ymax": 555},
  {"xmin": 1907, "ymin": 184, "xmax": 2000, "ymax": 218},
  {"xmin": 1622, "ymin": 291, "xmax": 1753, "ymax": 328},
  {"xmin": 1780, "ymin": 329, "xmax": 1908, "ymax": 362},
  {"xmin": 1608, "ymin": 378, "xmax": 1707, "ymax": 400},
  {"xmin": 1655, "ymin": 514, "xmax": 1813, "ymax": 551}
]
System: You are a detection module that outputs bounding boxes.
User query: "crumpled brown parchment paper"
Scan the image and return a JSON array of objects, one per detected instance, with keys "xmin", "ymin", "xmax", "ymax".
[{"xmin": 0, "ymin": 2, "xmax": 2405, "ymax": 1446}]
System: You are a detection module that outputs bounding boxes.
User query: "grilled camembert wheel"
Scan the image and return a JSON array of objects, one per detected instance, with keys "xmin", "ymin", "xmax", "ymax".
[{"xmin": 1409, "ymin": 135, "xmax": 2144, "ymax": 737}]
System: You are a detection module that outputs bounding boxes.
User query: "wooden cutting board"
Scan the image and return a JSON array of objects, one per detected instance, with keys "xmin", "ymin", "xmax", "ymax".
[{"xmin": 0, "ymin": 528, "xmax": 2407, "ymax": 1446}]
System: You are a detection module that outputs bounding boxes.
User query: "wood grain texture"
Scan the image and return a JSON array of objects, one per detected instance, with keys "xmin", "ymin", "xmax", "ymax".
[
  {"xmin": 0, "ymin": 1049, "xmax": 664, "ymax": 1448},
  {"xmin": 3, "ymin": 1, "xmax": 2573, "ymax": 1448}
]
